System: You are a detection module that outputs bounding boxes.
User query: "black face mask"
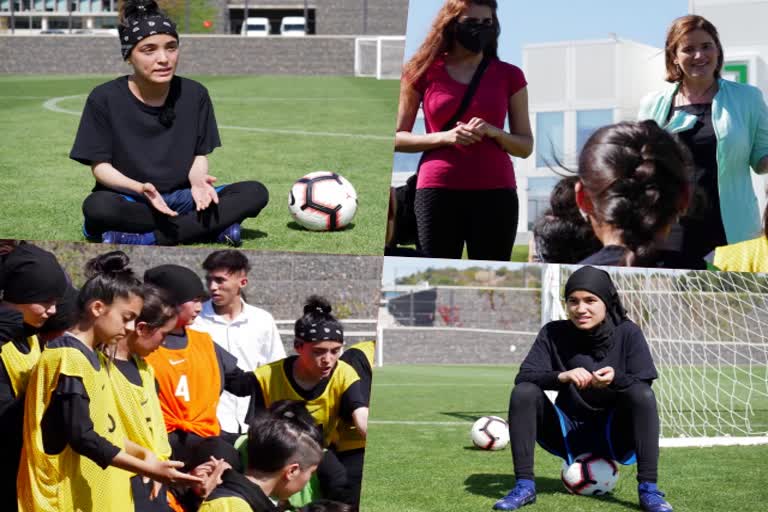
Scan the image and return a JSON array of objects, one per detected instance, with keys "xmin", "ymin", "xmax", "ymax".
[{"xmin": 455, "ymin": 21, "xmax": 496, "ymax": 54}]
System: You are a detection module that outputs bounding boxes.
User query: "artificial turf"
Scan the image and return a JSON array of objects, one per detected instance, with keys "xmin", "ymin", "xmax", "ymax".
[
  {"xmin": 0, "ymin": 74, "xmax": 398, "ymax": 254},
  {"xmin": 361, "ymin": 364, "xmax": 768, "ymax": 512}
]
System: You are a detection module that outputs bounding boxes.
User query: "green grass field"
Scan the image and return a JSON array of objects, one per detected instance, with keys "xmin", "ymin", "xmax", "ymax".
[
  {"xmin": 0, "ymin": 74, "xmax": 398, "ymax": 254},
  {"xmin": 361, "ymin": 365, "xmax": 768, "ymax": 512}
]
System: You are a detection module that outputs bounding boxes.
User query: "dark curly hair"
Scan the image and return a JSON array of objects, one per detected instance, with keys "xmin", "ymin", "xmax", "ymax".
[{"xmin": 533, "ymin": 175, "xmax": 602, "ymax": 263}]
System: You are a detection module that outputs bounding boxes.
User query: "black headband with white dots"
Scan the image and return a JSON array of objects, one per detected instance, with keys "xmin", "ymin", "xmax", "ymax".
[
  {"xmin": 296, "ymin": 320, "xmax": 344, "ymax": 343},
  {"xmin": 118, "ymin": 12, "xmax": 179, "ymax": 60}
]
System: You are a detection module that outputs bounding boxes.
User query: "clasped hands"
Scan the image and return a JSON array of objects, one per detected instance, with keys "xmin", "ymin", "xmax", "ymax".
[
  {"xmin": 558, "ymin": 366, "xmax": 615, "ymax": 390},
  {"xmin": 443, "ymin": 117, "xmax": 502, "ymax": 146}
]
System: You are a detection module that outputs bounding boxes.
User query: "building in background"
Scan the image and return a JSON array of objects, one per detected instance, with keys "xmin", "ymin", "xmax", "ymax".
[
  {"xmin": 519, "ymin": 0, "xmax": 768, "ymax": 236},
  {"xmin": 0, "ymin": 0, "xmax": 407, "ymax": 36}
]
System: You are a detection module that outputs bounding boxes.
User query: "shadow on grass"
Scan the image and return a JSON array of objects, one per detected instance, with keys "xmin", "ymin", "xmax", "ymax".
[
  {"xmin": 286, "ymin": 221, "xmax": 356, "ymax": 232},
  {"xmin": 441, "ymin": 411, "xmax": 508, "ymax": 422},
  {"xmin": 241, "ymin": 228, "xmax": 267, "ymax": 240},
  {"xmin": 464, "ymin": 474, "xmax": 641, "ymax": 510}
]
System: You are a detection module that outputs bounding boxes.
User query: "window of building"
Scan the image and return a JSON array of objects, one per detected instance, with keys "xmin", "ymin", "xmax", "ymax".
[
  {"xmin": 526, "ymin": 176, "xmax": 562, "ymax": 230},
  {"xmin": 576, "ymin": 109, "xmax": 613, "ymax": 154},
  {"xmin": 535, "ymin": 112, "xmax": 564, "ymax": 168}
]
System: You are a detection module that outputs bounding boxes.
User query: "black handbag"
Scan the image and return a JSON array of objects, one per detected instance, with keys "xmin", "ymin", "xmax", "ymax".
[{"xmin": 389, "ymin": 56, "xmax": 491, "ymax": 247}]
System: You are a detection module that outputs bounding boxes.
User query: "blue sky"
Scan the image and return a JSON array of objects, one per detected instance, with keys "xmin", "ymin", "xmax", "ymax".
[{"xmin": 404, "ymin": 0, "xmax": 689, "ymax": 65}]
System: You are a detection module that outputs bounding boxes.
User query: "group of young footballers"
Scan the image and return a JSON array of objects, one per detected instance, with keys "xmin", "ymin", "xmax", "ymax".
[{"xmin": 0, "ymin": 241, "xmax": 372, "ymax": 511}]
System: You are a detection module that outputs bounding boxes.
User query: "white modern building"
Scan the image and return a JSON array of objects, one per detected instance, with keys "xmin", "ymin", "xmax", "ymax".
[{"xmin": 518, "ymin": 37, "xmax": 666, "ymax": 231}]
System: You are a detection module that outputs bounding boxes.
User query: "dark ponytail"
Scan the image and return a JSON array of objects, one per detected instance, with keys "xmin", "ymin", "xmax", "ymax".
[
  {"xmin": 268, "ymin": 400, "xmax": 324, "ymax": 447},
  {"xmin": 120, "ymin": 0, "xmax": 163, "ymax": 24},
  {"xmin": 77, "ymin": 251, "xmax": 143, "ymax": 319},
  {"xmin": 138, "ymin": 284, "xmax": 177, "ymax": 329},
  {"xmin": 578, "ymin": 120, "xmax": 693, "ymax": 266},
  {"xmin": 294, "ymin": 295, "xmax": 343, "ymax": 344}
]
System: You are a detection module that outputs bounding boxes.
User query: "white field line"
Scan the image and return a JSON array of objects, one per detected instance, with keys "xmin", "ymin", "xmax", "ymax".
[
  {"xmin": 212, "ymin": 97, "xmax": 393, "ymax": 102},
  {"xmin": 374, "ymin": 383, "xmax": 512, "ymax": 387},
  {"xmin": 0, "ymin": 95, "xmax": 51, "ymax": 99},
  {"xmin": 41, "ymin": 95, "xmax": 393, "ymax": 141}
]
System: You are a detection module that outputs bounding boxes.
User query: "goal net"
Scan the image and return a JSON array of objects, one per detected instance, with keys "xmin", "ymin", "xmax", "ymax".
[
  {"xmin": 543, "ymin": 265, "xmax": 768, "ymax": 446},
  {"xmin": 354, "ymin": 36, "xmax": 406, "ymax": 80}
]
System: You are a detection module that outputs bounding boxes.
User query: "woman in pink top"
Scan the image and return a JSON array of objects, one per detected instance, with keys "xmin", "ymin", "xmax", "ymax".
[{"xmin": 395, "ymin": 0, "xmax": 533, "ymax": 261}]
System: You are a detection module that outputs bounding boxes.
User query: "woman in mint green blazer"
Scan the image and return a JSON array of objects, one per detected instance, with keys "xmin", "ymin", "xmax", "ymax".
[{"xmin": 638, "ymin": 15, "xmax": 768, "ymax": 262}]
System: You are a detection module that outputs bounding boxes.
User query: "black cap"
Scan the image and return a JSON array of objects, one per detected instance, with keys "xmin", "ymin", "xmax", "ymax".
[
  {"xmin": 143, "ymin": 264, "xmax": 206, "ymax": 306},
  {"xmin": 1, "ymin": 244, "xmax": 67, "ymax": 304}
]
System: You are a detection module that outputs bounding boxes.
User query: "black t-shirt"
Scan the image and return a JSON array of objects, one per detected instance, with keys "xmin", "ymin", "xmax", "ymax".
[
  {"xmin": 515, "ymin": 320, "xmax": 658, "ymax": 419},
  {"xmin": 70, "ymin": 75, "xmax": 221, "ymax": 194},
  {"xmin": 671, "ymin": 103, "xmax": 727, "ymax": 259}
]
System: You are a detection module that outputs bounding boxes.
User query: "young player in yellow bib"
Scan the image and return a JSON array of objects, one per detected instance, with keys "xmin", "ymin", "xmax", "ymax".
[
  {"xmin": 709, "ymin": 199, "xmax": 768, "ymax": 272},
  {"xmin": 17, "ymin": 251, "xmax": 201, "ymax": 512},
  {"xmin": 0, "ymin": 244, "xmax": 67, "ymax": 512},
  {"xmin": 199, "ymin": 415, "xmax": 323, "ymax": 512},
  {"xmin": 110, "ymin": 284, "xmax": 179, "ymax": 511},
  {"xmin": 332, "ymin": 340, "xmax": 374, "ymax": 504},
  {"xmin": 249, "ymin": 296, "xmax": 369, "ymax": 506}
]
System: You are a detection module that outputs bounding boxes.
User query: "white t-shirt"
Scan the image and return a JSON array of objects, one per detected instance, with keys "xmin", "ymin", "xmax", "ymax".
[{"xmin": 192, "ymin": 299, "xmax": 286, "ymax": 433}]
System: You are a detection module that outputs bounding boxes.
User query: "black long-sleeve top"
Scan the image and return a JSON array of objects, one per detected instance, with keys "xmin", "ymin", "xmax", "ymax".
[
  {"xmin": 40, "ymin": 336, "xmax": 122, "ymax": 469},
  {"xmin": 515, "ymin": 320, "xmax": 658, "ymax": 419}
]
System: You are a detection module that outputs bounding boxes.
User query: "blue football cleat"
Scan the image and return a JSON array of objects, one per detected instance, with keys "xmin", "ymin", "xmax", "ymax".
[
  {"xmin": 216, "ymin": 223, "xmax": 242, "ymax": 247},
  {"xmin": 493, "ymin": 482, "xmax": 536, "ymax": 510},
  {"xmin": 638, "ymin": 482, "xmax": 673, "ymax": 512},
  {"xmin": 101, "ymin": 231, "xmax": 156, "ymax": 245}
]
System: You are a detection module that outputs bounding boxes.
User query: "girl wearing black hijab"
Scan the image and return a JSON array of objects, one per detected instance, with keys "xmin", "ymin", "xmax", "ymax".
[{"xmin": 493, "ymin": 266, "xmax": 672, "ymax": 512}]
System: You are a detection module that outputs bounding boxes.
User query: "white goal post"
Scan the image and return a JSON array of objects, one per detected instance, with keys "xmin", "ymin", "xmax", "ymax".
[
  {"xmin": 377, "ymin": 268, "xmax": 768, "ymax": 447},
  {"xmin": 354, "ymin": 36, "xmax": 406, "ymax": 80}
]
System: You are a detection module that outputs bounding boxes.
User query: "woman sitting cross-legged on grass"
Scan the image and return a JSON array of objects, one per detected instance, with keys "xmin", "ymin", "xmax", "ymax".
[
  {"xmin": 494, "ymin": 266, "xmax": 672, "ymax": 512},
  {"xmin": 70, "ymin": 0, "xmax": 268, "ymax": 246}
]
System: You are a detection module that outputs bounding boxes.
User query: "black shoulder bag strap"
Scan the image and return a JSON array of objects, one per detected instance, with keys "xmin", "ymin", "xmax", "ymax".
[
  {"xmin": 392, "ymin": 56, "xmax": 491, "ymax": 248},
  {"xmin": 438, "ymin": 55, "xmax": 491, "ymax": 132}
]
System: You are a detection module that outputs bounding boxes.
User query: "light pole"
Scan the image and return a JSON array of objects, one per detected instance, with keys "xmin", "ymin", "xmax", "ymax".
[
  {"xmin": 303, "ymin": 0, "xmax": 308, "ymax": 34},
  {"xmin": 243, "ymin": 0, "xmax": 248, "ymax": 35},
  {"xmin": 362, "ymin": 0, "xmax": 368, "ymax": 34}
]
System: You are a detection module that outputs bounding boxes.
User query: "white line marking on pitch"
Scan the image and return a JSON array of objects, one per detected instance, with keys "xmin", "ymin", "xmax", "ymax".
[
  {"xmin": 0, "ymin": 95, "xmax": 51, "ymax": 100},
  {"xmin": 213, "ymin": 97, "xmax": 392, "ymax": 102},
  {"xmin": 375, "ymin": 383, "xmax": 511, "ymax": 387},
  {"xmin": 41, "ymin": 95, "xmax": 392, "ymax": 141},
  {"xmin": 370, "ymin": 420, "xmax": 468, "ymax": 426}
]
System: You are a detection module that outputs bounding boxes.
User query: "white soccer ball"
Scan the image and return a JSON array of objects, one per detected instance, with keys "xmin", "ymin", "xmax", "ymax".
[
  {"xmin": 288, "ymin": 171, "xmax": 358, "ymax": 231},
  {"xmin": 470, "ymin": 416, "xmax": 509, "ymax": 451},
  {"xmin": 561, "ymin": 453, "xmax": 619, "ymax": 495}
]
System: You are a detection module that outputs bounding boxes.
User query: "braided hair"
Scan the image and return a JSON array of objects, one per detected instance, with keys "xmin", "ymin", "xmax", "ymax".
[{"xmin": 578, "ymin": 120, "xmax": 693, "ymax": 266}]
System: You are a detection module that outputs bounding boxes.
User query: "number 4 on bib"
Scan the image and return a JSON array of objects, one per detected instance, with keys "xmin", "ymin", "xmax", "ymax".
[{"xmin": 174, "ymin": 375, "xmax": 190, "ymax": 402}]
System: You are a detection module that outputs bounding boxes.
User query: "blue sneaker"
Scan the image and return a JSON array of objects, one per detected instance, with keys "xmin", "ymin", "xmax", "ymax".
[
  {"xmin": 102, "ymin": 231, "xmax": 156, "ymax": 245},
  {"xmin": 493, "ymin": 482, "xmax": 536, "ymax": 510},
  {"xmin": 82, "ymin": 224, "xmax": 100, "ymax": 241},
  {"xmin": 216, "ymin": 223, "xmax": 242, "ymax": 247},
  {"xmin": 638, "ymin": 482, "xmax": 673, "ymax": 512}
]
